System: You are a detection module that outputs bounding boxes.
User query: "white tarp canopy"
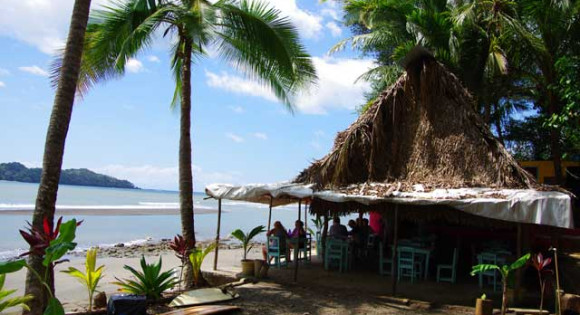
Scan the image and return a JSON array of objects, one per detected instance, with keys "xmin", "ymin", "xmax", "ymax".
[{"xmin": 205, "ymin": 183, "xmax": 573, "ymax": 229}]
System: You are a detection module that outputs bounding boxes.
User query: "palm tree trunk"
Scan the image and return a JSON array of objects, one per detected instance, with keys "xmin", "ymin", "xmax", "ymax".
[
  {"xmin": 23, "ymin": 1, "xmax": 91, "ymax": 314},
  {"xmin": 179, "ymin": 36, "xmax": 196, "ymax": 289}
]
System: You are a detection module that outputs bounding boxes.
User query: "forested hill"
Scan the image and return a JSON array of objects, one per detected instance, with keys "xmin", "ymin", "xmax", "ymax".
[{"xmin": 0, "ymin": 162, "xmax": 137, "ymax": 189}]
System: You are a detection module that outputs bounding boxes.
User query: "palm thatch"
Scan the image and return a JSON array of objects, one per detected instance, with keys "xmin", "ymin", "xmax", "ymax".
[{"xmin": 295, "ymin": 50, "xmax": 537, "ymax": 192}]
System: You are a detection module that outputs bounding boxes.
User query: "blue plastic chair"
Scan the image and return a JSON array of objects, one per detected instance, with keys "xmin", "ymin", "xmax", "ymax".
[
  {"xmin": 379, "ymin": 241, "xmax": 392, "ymax": 276},
  {"xmin": 397, "ymin": 246, "xmax": 423, "ymax": 283},
  {"xmin": 297, "ymin": 234, "xmax": 312, "ymax": 263},
  {"xmin": 436, "ymin": 248, "xmax": 458, "ymax": 283},
  {"xmin": 477, "ymin": 252, "xmax": 504, "ymax": 291},
  {"xmin": 325, "ymin": 238, "xmax": 348, "ymax": 272},
  {"xmin": 267, "ymin": 236, "xmax": 288, "ymax": 268}
]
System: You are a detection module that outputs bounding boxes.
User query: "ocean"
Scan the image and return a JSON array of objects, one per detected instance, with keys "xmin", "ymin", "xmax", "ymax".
[{"xmin": 0, "ymin": 180, "xmax": 303, "ymax": 260}]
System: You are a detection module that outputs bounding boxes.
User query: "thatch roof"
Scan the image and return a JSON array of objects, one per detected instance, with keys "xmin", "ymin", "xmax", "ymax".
[{"xmin": 295, "ymin": 50, "xmax": 537, "ymax": 192}]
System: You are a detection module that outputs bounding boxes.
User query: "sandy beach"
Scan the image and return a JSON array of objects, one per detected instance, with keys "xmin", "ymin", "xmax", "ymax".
[{"xmin": 3, "ymin": 241, "xmax": 249, "ymax": 313}]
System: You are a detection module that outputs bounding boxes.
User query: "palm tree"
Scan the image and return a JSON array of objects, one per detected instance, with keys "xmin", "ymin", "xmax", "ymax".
[
  {"xmin": 74, "ymin": 0, "xmax": 316, "ymax": 288},
  {"xmin": 516, "ymin": 0, "xmax": 580, "ymax": 184},
  {"xmin": 24, "ymin": 1, "xmax": 93, "ymax": 314}
]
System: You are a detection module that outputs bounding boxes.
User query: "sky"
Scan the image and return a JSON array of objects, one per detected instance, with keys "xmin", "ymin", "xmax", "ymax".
[{"xmin": 0, "ymin": 0, "xmax": 375, "ymax": 191}]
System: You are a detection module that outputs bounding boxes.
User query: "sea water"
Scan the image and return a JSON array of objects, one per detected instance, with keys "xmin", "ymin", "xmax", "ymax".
[{"xmin": 0, "ymin": 180, "xmax": 303, "ymax": 260}]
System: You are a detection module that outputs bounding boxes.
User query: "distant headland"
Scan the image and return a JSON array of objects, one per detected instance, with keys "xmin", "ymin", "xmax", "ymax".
[{"xmin": 0, "ymin": 162, "xmax": 138, "ymax": 189}]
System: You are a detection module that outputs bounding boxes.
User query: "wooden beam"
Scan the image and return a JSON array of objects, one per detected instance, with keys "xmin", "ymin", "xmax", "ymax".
[
  {"xmin": 213, "ymin": 199, "xmax": 222, "ymax": 271},
  {"xmin": 391, "ymin": 205, "xmax": 399, "ymax": 295},
  {"xmin": 267, "ymin": 196, "xmax": 273, "ymax": 232},
  {"xmin": 294, "ymin": 199, "xmax": 302, "ymax": 282}
]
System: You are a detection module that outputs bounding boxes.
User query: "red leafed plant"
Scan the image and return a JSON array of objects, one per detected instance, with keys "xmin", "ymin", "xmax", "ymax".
[
  {"xmin": 19, "ymin": 217, "xmax": 82, "ymax": 258},
  {"xmin": 532, "ymin": 252, "xmax": 553, "ymax": 313},
  {"xmin": 169, "ymin": 235, "xmax": 194, "ymax": 290}
]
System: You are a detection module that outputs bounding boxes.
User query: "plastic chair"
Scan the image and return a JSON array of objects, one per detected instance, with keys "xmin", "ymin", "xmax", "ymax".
[
  {"xmin": 316, "ymin": 232, "xmax": 322, "ymax": 258},
  {"xmin": 477, "ymin": 252, "xmax": 502, "ymax": 291},
  {"xmin": 436, "ymin": 248, "xmax": 458, "ymax": 283},
  {"xmin": 297, "ymin": 234, "xmax": 312, "ymax": 263},
  {"xmin": 398, "ymin": 246, "xmax": 422, "ymax": 283},
  {"xmin": 325, "ymin": 238, "xmax": 347, "ymax": 272},
  {"xmin": 267, "ymin": 236, "xmax": 288, "ymax": 268},
  {"xmin": 379, "ymin": 241, "xmax": 392, "ymax": 276}
]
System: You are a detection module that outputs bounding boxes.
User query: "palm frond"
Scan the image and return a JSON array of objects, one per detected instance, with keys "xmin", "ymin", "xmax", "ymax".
[{"xmin": 214, "ymin": 0, "xmax": 317, "ymax": 110}]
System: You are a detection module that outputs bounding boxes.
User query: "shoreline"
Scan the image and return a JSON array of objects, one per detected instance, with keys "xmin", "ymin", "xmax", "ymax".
[{"xmin": 0, "ymin": 207, "xmax": 219, "ymax": 216}]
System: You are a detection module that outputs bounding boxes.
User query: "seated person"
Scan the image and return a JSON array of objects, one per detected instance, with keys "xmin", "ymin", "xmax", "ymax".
[
  {"xmin": 288, "ymin": 220, "xmax": 307, "ymax": 250},
  {"xmin": 262, "ymin": 221, "xmax": 288, "ymax": 262},
  {"xmin": 328, "ymin": 217, "xmax": 348, "ymax": 240}
]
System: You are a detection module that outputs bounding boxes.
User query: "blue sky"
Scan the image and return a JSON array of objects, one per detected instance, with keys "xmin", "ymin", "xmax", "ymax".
[{"xmin": 0, "ymin": 0, "xmax": 374, "ymax": 191}]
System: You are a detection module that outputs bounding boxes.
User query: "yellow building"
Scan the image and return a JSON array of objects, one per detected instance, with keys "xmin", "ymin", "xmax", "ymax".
[{"xmin": 519, "ymin": 160, "xmax": 580, "ymax": 184}]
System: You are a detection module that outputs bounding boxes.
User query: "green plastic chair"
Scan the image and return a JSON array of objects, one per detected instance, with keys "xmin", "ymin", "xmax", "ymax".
[
  {"xmin": 297, "ymin": 234, "xmax": 312, "ymax": 263},
  {"xmin": 397, "ymin": 246, "xmax": 422, "ymax": 283},
  {"xmin": 436, "ymin": 248, "xmax": 458, "ymax": 283},
  {"xmin": 267, "ymin": 236, "xmax": 288, "ymax": 268},
  {"xmin": 477, "ymin": 252, "xmax": 503, "ymax": 292},
  {"xmin": 379, "ymin": 241, "xmax": 392, "ymax": 276},
  {"xmin": 325, "ymin": 238, "xmax": 347, "ymax": 272}
]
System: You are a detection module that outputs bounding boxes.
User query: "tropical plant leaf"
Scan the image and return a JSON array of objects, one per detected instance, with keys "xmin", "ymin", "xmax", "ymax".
[
  {"xmin": 470, "ymin": 264, "xmax": 500, "ymax": 276},
  {"xmin": 114, "ymin": 256, "xmax": 176, "ymax": 299},
  {"xmin": 509, "ymin": 253, "xmax": 531, "ymax": 271},
  {"xmin": 0, "ymin": 275, "xmax": 33, "ymax": 313},
  {"xmin": 0, "ymin": 259, "xmax": 27, "ymax": 274},
  {"xmin": 43, "ymin": 297, "xmax": 65, "ymax": 315}
]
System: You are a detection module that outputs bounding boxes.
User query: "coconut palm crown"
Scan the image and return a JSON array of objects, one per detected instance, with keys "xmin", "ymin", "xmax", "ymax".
[{"xmin": 62, "ymin": 0, "xmax": 317, "ymax": 288}]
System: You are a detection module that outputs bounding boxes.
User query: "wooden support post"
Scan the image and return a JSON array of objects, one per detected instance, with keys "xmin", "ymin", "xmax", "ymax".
[
  {"xmin": 515, "ymin": 223, "xmax": 523, "ymax": 301},
  {"xmin": 267, "ymin": 196, "xmax": 273, "ymax": 232},
  {"xmin": 391, "ymin": 205, "xmax": 399, "ymax": 295},
  {"xmin": 213, "ymin": 199, "xmax": 222, "ymax": 271},
  {"xmin": 304, "ymin": 202, "xmax": 308, "ymax": 233},
  {"xmin": 322, "ymin": 211, "xmax": 329, "ymax": 261},
  {"xmin": 294, "ymin": 199, "xmax": 302, "ymax": 282}
]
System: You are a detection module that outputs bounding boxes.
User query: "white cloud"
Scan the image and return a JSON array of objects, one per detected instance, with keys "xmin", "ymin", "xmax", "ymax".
[
  {"xmin": 93, "ymin": 164, "xmax": 243, "ymax": 190},
  {"xmin": 0, "ymin": 68, "xmax": 10, "ymax": 76},
  {"xmin": 0, "ymin": 0, "xmax": 109, "ymax": 54},
  {"xmin": 294, "ymin": 57, "xmax": 374, "ymax": 114},
  {"xmin": 0, "ymin": 81, "xmax": 5, "ymax": 88},
  {"xmin": 206, "ymin": 70, "xmax": 277, "ymax": 102},
  {"xmin": 253, "ymin": 132, "xmax": 268, "ymax": 140},
  {"xmin": 326, "ymin": 21, "xmax": 342, "ymax": 37},
  {"xmin": 320, "ymin": 1, "xmax": 341, "ymax": 20},
  {"xmin": 205, "ymin": 57, "xmax": 374, "ymax": 114},
  {"xmin": 126, "ymin": 58, "xmax": 144, "ymax": 73},
  {"xmin": 228, "ymin": 105, "xmax": 244, "ymax": 114},
  {"xmin": 265, "ymin": 0, "xmax": 323, "ymax": 39},
  {"xmin": 226, "ymin": 133, "xmax": 244, "ymax": 143},
  {"xmin": 147, "ymin": 55, "xmax": 160, "ymax": 63},
  {"xmin": 19, "ymin": 65, "xmax": 49, "ymax": 77}
]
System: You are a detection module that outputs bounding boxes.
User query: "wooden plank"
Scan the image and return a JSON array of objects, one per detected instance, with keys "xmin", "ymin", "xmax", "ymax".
[
  {"xmin": 213, "ymin": 199, "xmax": 222, "ymax": 271},
  {"xmin": 160, "ymin": 305, "xmax": 241, "ymax": 315}
]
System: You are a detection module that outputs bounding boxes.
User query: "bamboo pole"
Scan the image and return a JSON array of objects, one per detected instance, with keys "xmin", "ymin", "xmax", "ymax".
[
  {"xmin": 391, "ymin": 205, "xmax": 399, "ymax": 295},
  {"xmin": 267, "ymin": 196, "xmax": 273, "ymax": 232},
  {"xmin": 304, "ymin": 201, "xmax": 308, "ymax": 233},
  {"xmin": 294, "ymin": 199, "xmax": 302, "ymax": 282},
  {"xmin": 213, "ymin": 199, "xmax": 222, "ymax": 271},
  {"xmin": 515, "ymin": 223, "xmax": 523, "ymax": 301}
]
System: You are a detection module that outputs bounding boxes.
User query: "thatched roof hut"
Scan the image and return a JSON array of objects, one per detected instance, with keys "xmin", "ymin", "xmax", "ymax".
[{"xmin": 295, "ymin": 48, "xmax": 536, "ymax": 193}]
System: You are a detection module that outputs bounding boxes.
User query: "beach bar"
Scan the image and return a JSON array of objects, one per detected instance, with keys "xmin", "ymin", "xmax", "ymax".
[{"xmin": 205, "ymin": 47, "xmax": 574, "ymax": 299}]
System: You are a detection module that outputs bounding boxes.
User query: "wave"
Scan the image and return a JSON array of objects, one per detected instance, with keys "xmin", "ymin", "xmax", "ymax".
[{"xmin": 0, "ymin": 203, "xmax": 215, "ymax": 211}]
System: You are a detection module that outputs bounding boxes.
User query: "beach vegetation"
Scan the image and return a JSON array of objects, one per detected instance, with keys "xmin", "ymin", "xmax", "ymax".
[
  {"xmin": 62, "ymin": 248, "xmax": 105, "ymax": 311},
  {"xmin": 0, "ymin": 274, "xmax": 34, "ymax": 313},
  {"xmin": 531, "ymin": 252, "xmax": 553, "ymax": 314},
  {"xmin": 169, "ymin": 234, "xmax": 194, "ymax": 290},
  {"xmin": 231, "ymin": 225, "xmax": 266, "ymax": 260},
  {"xmin": 1, "ymin": 217, "xmax": 82, "ymax": 315},
  {"xmin": 24, "ymin": 0, "xmax": 92, "ymax": 313},
  {"xmin": 471, "ymin": 253, "xmax": 531, "ymax": 315},
  {"xmin": 72, "ymin": 0, "xmax": 317, "ymax": 288},
  {"xmin": 189, "ymin": 242, "xmax": 217, "ymax": 287},
  {"xmin": 113, "ymin": 256, "xmax": 178, "ymax": 300}
]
